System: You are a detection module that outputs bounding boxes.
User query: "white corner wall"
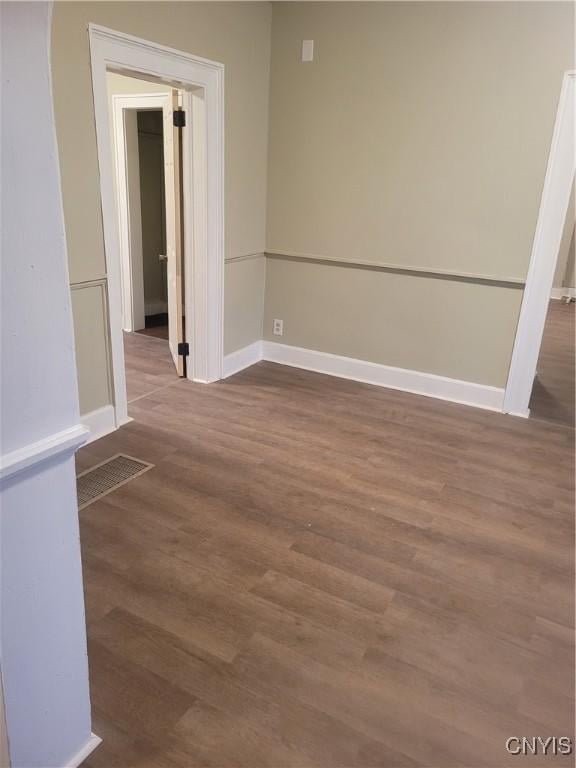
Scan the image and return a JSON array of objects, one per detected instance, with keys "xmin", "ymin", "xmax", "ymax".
[{"xmin": 0, "ymin": 3, "xmax": 96, "ymax": 766}]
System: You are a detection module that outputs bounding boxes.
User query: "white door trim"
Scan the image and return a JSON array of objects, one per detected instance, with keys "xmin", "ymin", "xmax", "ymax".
[
  {"xmin": 89, "ymin": 24, "xmax": 225, "ymax": 427},
  {"xmin": 112, "ymin": 92, "xmax": 170, "ymax": 333},
  {"xmin": 503, "ymin": 71, "xmax": 576, "ymax": 417}
]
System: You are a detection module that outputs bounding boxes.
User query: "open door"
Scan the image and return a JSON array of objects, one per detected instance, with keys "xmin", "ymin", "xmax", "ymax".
[{"xmin": 162, "ymin": 89, "xmax": 186, "ymax": 376}]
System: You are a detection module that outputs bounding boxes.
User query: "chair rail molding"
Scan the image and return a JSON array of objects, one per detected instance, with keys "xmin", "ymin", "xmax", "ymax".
[
  {"xmin": 0, "ymin": 425, "xmax": 89, "ymax": 484},
  {"xmin": 265, "ymin": 251, "xmax": 525, "ymax": 288}
]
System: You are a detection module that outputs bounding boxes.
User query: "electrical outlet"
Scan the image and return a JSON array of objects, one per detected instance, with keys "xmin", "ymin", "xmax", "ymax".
[
  {"xmin": 273, "ymin": 318, "xmax": 284, "ymax": 336},
  {"xmin": 301, "ymin": 40, "xmax": 314, "ymax": 62}
]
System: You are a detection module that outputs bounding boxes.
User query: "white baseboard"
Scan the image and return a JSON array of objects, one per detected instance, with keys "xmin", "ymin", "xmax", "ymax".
[
  {"xmin": 551, "ymin": 286, "xmax": 576, "ymax": 300},
  {"xmin": 221, "ymin": 339, "xmax": 506, "ymax": 412},
  {"xmin": 64, "ymin": 732, "xmax": 102, "ymax": 768},
  {"xmin": 223, "ymin": 340, "xmax": 263, "ymax": 378},
  {"xmin": 99, "ymin": 337, "xmax": 507, "ymax": 414},
  {"xmin": 505, "ymin": 409, "xmax": 530, "ymax": 419},
  {"xmin": 80, "ymin": 405, "xmax": 117, "ymax": 444},
  {"xmin": 262, "ymin": 341, "xmax": 505, "ymax": 412}
]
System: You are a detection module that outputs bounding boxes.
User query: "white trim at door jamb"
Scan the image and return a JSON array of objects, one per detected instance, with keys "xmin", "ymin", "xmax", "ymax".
[
  {"xmin": 503, "ymin": 71, "xmax": 576, "ymax": 417},
  {"xmin": 89, "ymin": 24, "xmax": 225, "ymax": 429},
  {"xmin": 63, "ymin": 733, "xmax": 103, "ymax": 768},
  {"xmin": 112, "ymin": 92, "xmax": 171, "ymax": 333}
]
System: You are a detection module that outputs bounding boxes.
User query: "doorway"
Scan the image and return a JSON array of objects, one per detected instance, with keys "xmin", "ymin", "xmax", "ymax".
[
  {"xmin": 528, "ymin": 194, "xmax": 575, "ymax": 428},
  {"xmin": 504, "ymin": 71, "xmax": 575, "ymax": 418},
  {"xmin": 89, "ymin": 24, "xmax": 225, "ymax": 430},
  {"xmin": 110, "ymin": 77, "xmax": 186, "ymax": 379},
  {"xmin": 135, "ymin": 110, "xmax": 169, "ymax": 341}
]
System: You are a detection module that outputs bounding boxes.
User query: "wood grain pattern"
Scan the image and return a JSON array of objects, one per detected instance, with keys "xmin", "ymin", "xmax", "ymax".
[
  {"xmin": 122, "ymin": 330, "xmax": 177, "ymax": 405},
  {"xmin": 530, "ymin": 300, "xmax": 575, "ymax": 428},
  {"xmin": 79, "ymin": 332, "xmax": 574, "ymax": 767}
]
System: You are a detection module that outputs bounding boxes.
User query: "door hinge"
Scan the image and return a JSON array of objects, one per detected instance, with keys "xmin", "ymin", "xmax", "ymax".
[
  {"xmin": 178, "ymin": 342, "xmax": 189, "ymax": 357},
  {"xmin": 173, "ymin": 109, "xmax": 186, "ymax": 128}
]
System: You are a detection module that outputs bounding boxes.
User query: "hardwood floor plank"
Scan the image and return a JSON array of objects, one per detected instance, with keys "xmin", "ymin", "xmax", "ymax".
[
  {"xmin": 90, "ymin": 609, "xmax": 379, "ymax": 768},
  {"xmin": 231, "ymin": 633, "xmax": 496, "ymax": 768},
  {"xmin": 87, "ymin": 640, "xmax": 195, "ymax": 735},
  {"xmin": 175, "ymin": 699, "xmax": 317, "ymax": 768},
  {"xmin": 529, "ymin": 300, "xmax": 575, "ymax": 428},
  {"xmin": 250, "ymin": 570, "xmax": 394, "ymax": 646},
  {"xmin": 291, "ymin": 532, "xmax": 537, "ymax": 644},
  {"xmin": 77, "ymin": 331, "xmax": 574, "ymax": 767}
]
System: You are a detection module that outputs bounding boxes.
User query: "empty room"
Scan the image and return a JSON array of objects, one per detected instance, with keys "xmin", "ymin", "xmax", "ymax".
[{"xmin": 1, "ymin": 2, "xmax": 574, "ymax": 767}]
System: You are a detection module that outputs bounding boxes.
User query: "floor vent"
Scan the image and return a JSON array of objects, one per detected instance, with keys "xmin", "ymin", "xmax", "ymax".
[{"xmin": 77, "ymin": 454, "xmax": 154, "ymax": 510}]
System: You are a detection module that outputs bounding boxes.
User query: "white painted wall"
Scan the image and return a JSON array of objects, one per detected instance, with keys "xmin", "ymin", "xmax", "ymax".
[
  {"xmin": 552, "ymin": 182, "xmax": 575, "ymax": 295},
  {"xmin": 0, "ymin": 2, "xmax": 95, "ymax": 766}
]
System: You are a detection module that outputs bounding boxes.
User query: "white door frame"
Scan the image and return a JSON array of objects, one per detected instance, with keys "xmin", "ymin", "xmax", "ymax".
[
  {"xmin": 503, "ymin": 71, "xmax": 575, "ymax": 417},
  {"xmin": 112, "ymin": 92, "xmax": 171, "ymax": 333},
  {"xmin": 89, "ymin": 24, "xmax": 224, "ymax": 427}
]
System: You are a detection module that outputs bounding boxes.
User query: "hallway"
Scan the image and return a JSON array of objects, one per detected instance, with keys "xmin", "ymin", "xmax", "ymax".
[
  {"xmin": 529, "ymin": 300, "xmax": 575, "ymax": 428},
  {"xmin": 78, "ymin": 333, "xmax": 574, "ymax": 768}
]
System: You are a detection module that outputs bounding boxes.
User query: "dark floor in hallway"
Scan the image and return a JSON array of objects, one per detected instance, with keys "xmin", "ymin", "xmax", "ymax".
[
  {"xmin": 135, "ymin": 324, "xmax": 170, "ymax": 341},
  {"xmin": 134, "ymin": 313, "xmax": 170, "ymax": 341},
  {"xmin": 78, "ymin": 332, "xmax": 574, "ymax": 768},
  {"xmin": 529, "ymin": 299, "xmax": 575, "ymax": 428}
]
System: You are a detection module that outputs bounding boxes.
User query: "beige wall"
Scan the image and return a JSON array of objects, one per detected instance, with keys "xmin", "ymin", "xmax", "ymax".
[
  {"xmin": 264, "ymin": 258, "xmax": 522, "ymax": 387},
  {"xmin": 225, "ymin": 255, "xmax": 266, "ymax": 354},
  {"xmin": 70, "ymin": 281, "xmax": 112, "ymax": 414},
  {"xmin": 108, "ymin": 71, "xmax": 171, "ymax": 100},
  {"xmin": 51, "ymin": 2, "xmax": 271, "ymax": 414},
  {"xmin": 53, "ymin": 2, "xmax": 573, "ymax": 408},
  {"xmin": 265, "ymin": 2, "xmax": 574, "ymax": 387}
]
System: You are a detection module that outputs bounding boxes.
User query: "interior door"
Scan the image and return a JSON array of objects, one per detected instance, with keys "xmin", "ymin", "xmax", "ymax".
[{"xmin": 163, "ymin": 89, "xmax": 186, "ymax": 376}]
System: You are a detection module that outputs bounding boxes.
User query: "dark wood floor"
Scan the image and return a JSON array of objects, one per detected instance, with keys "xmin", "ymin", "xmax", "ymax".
[
  {"xmin": 529, "ymin": 300, "xmax": 575, "ymax": 428},
  {"xmin": 135, "ymin": 324, "xmax": 170, "ymax": 341},
  {"xmin": 78, "ymin": 332, "xmax": 575, "ymax": 768},
  {"xmin": 135, "ymin": 313, "xmax": 170, "ymax": 341}
]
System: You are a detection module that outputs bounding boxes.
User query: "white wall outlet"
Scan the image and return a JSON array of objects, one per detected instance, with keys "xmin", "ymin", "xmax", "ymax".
[
  {"xmin": 273, "ymin": 318, "xmax": 284, "ymax": 336},
  {"xmin": 301, "ymin": 40, "xmax": 314, "ymax": 62}
]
